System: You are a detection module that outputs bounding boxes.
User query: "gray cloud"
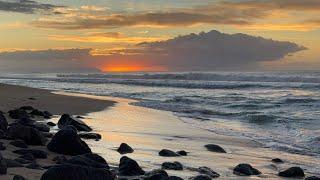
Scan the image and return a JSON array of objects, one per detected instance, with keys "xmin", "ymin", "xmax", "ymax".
[
  {"xmin": 0, "ymin": 30, "xmax": 306, "ymax": 72},
  {"xmin": 0, "ymin": 0, "xmax": 63, "ymax": 14}
]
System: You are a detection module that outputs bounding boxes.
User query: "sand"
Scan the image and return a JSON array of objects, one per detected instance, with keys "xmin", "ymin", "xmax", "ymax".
[{"xmin": 0, "ymin": 84, "xmax": 319, "ymax": 179}]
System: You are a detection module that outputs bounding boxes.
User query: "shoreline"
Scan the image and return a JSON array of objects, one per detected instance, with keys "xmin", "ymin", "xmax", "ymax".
[{"xmin": 0, "ymin": 83, "xmax": 319, "ymax": 179}]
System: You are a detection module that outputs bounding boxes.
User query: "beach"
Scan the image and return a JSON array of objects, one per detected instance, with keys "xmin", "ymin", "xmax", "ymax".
[{"xmin": 0, "ymin": 83, "xmax": 318, "ymax": 179}]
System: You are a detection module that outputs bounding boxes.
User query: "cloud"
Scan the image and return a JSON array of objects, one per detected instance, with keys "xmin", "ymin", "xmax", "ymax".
[
  {"xmin": 29, "ymin": 0, "xmax": 320, "ymax": 31},
  {"xmin": 0, "ymin": 0, "xmax": 63, "ymax": 14}
]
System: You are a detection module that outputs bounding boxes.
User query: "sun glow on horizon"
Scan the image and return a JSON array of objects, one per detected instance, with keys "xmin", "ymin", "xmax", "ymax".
[{"xmin": 101, "ymin": 65, "xmax": 168, "ymax": 72}]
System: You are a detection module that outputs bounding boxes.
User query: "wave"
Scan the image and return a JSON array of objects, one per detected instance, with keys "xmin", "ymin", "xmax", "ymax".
[{"xmin": 283, "ymin": 98, "xmax": 319, "ymax": 104}]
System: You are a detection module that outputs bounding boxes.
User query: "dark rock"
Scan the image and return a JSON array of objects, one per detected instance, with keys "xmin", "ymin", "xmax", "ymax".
[
  {"xmin": 19, "ymin": 153, "xmax": 35, "ymax": 161},
  {"xmin": 44, "ymin": 111, "xmax": 52, "ymax": 117},
  {"xmin": 15, "ymin": 117, "xmax": 35, "ymax": 126},
  {"xmin": 4, "ymin": 158, "xmax": 24, "ymax": 167},
  {"xmin": 20, "ymin": 106, "xmax": 34, "ymax": 111},
  {"xmin": 40, "ymin": 164, "xmax": 114, "ymax": 180},
  {"xmin": 204, "ymin": 144, "xmax": 226, "ymax": 153},
  {"xmin": 8, "ymin": 109, "xmax": 29, "ymax": 119},
  {"xmin": 65, "ymin": 153, "xmax": 109, "ymax": 169},
  {"xmin": 198, "ymin": 166, "xmax": 220, "ymax": 178},
  {"xmin": 8, "ymin": 124, "xmax": 47, "ymax": 145},
  {"xmin": 167, "ymin": 176, "xmax": 183, "ymax": 180},
  {"xmin": 30, "ymin": 109, "xmax": 45, "ymax": 116},
  {"xmin": 278, "ymin": 167, "xmax": 305, "ymax": 178},
  {"xmin": 43, "ymin": 132, "xmax": 54, "ymax": 138},
  {"xmin": 176, "ymin": 150, "xmax": 187, "ymax": 156},
  {"xmin": 47, "ymin": 122, "xmax": 56, "ymax": 126},
  {"xmin": 161, "ymin": 162, "xmax": 183, "ymax": 170},
  {"xmin": 52, "ymin": 156, "xmax": 67, "ymax": 164},
  {"xmin": 117, "ymin": 143, "xmax": 134, "ymax": 154},
  {"xmin": 0, "ymin": 112, "xmax": 8, "ymax": 131},
  {"xmin": 272, "ymin": 158, "xmax": 284, "ymax": 163},
  {"xmin": 191, "ymin": 175, "xmax": 212, "ymax": 180},
  {"xmin": 10, "ymin": 140, "xmax": 28, "ymax": 148},
  {"xmin": 0, "ymin": 130, "xmax": 5, "ymax": 139},
  {"xmin": 25, "ymin": 161, "xmax": 42, "ymax": 170},
  {"xmin": 13, "ymin": 175, "xmax": 27, "ymax": 180},
  {"xmin": 14, "ymin": 158, "xmax": 32, "ymax": 164},
  {"xmin": 0, "ymin": 142, "xmax": 5, "ymax": 150},
  {"xmin": 159, "ymin": 149, "xmax": 180, "ymax": 157},
  {"xmin": 47, "ymin": 125, "xmax": 91, "ymax": 155},
  {"xmin": 58, "ymin": 114, "xmax": 92, "ymax": 132},
  {"xmin": 79, "ymin": 133, "xmax": 102, "ymax": 140},
  {"xmin": 14, "ymin": 149, "xmax": 48, "ymax": 159},
  {"xmin": 145, "ymin": 169, "xmax": 168, "ymax": 180},
  {"xmin": 233, "ymin": 164, "xmax": 261, "ymax": 176},
  {"xmin": 28, "ymin": 97, "xmax": 36, "ymax": 100},
  {"xmin": 305, "ymin": 176, "xmax": 320, "ymax": 180},
  {"xmin": 76, "ymin": 116, "xmax": 84, "ymax": 119},
  {"xmin": 118, "ymin": 156, "xmax": 145, "ymax": 176},
  {"xmin": 33, "ymin": 123, "xmax": 50, "ymax": 132},
  {"xmin": 0, "ymin": 155, "xmax": 7, "ymax": 174}
]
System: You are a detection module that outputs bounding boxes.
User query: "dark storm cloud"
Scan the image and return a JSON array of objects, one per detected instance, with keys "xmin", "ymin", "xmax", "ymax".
[
  {"xmin": 0, "ymin": 30, "xmax": 306, "ymax": 72},
  {"xmin": 0, "ymin": 0, "xmax": 63, "ymax": 14}
]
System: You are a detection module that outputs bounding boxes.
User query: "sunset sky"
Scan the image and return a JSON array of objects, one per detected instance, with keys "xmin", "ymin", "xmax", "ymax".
[{"xmin": 0, "ymin": 0, "xmax": 319, "ymax": 72}]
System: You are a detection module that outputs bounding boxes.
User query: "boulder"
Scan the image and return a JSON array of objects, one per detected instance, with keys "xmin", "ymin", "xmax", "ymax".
[
  {"xmin": 8, "ymin": 109, "xmax": 29, "ymax": 119},
  {"xmin": 305, "ymin": 176, "xmax": 320, "ymax": 180},
  {"xmin": 167, "ymin": 176, "xmax": 183, "ymax": 180},
  {"xmin": 47, "ymin": 122, "xmax": 56, "ymax": 127},
  {"xmin": 10, "ymin": 140, "xmax": 28, "ymax": 148},
  {"xmin": 52, "ymin": 156, "xmax": 67, "ymax": 164},
  {"xmin": 233, "ymin": 164, "xmax": 261, "ymax": 176},
  {"xmin": 145, "ymin": 169, "xmax": 168, "ymax": 180},
  {"xmin": 278, "ymin": 167, "xmax": 305, "ymax": 178},
  {"xmin": 19, "ymin": 153, "xmax": 35, "ymax": 161},
  {"xmin": 197, "ymin": 166, "xmax": 220, "ymax": 178},
  {"xmin": 0, "ymin": 154, "xmax": 7, "ymax": 174},
  {"xmin": 25, "ymin": 161, "xmax": 42, "ymax": 170},
  {"xmin": 118, "ymin": 156, "xmax": 145, "ymax": 176},
  {"xmin": 161, "ymin": 162, "xmax": 183, "ymax": 170},
  {"xmin": 0, "ymin": 112, "xmax": 8, "ymax": 131},
  {"xmin": 14, "ymin": 158, "xmax": 32, "ymax": 164},
  {"xmin": 33, "ymin": 123, "xmax": 50, "ymax": 132},
  {"xmin": 204, "ymin": 144, "xmax": 226, "ymax": 153},
  {"xmin": 159, "ymin": 149, "xmax": 180, "ymax": 157},
  {"xmin": 30, "ymin": 109, "xmax": 45, "ymax": 117},
  {"xmin": 4, "ymin": 159, "xmax": 24, "ymax": 168},
  {"xmin": 117, "ymin": 143, "xmax": 134, "ymax": 154},
  {"xmin": 47, "ymin": 125, "xmax": 91, "ymax": 155},
  {"xmin": 272, "ymin": 158, "xmax": 284, "ymax": 163},
  {"xmin": 43, "ymin": 132, "xmax": 54, "ymax": 138},
  {"xmin": 0, "ymin": 142, "xmax": 5, "ymax": 150},
  {"xmin": 13, "ymin": 175, "xmax": 27, "ymax": 180},
  {"xmin": 176, "ymin": 150, "xmax": 187, "ymax": 156},
  {"xmin": 79, "ymin": 133, "xmax": 101, "ymax": 140},
  {"xmin": 191, "ymin": 175, "xmax": 212, "ymax": 180},
  {"xmin": 58, "ymin": 114, "xmax": 92, "ymax": 132},
  {"xmin": 8, "ymin": 124, "xmax": 47, "ymax": 145},
  {"xmin": 19, "ymin": 106, "xmax": 34, "ymax": 111},
  {"xmin": 13, "ymin": 149, "xmax": 48, "ymax": 159},
  {"xmin": 40, "ymin": 164, "xmax": 114, "ymax": 180},
  {"xmin": 65, "ymin": 153, "xmax": 109, "ymax": 169}
]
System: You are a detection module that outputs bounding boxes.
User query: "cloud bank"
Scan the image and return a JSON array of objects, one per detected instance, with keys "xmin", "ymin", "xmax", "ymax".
[
  {"xmin": 0, "ymin": 0, "xmax": 62, "ymax": 14},
  {"xmin": 0, "ymin": 30, "xmax": 306, "ymax": 72}
]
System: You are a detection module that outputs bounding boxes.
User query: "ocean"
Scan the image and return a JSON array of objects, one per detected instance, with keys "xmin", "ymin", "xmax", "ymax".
[{"xmin": 0, "ymin": 71, "xmax": 319, "ymax": 157}]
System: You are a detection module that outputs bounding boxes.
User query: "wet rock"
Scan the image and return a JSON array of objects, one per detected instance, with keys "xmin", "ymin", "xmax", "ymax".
[
  {"xmin": 25, "ymin": 161, "xmax": 42, "ymax": 170},
  {"xmin": 44, "ymin": 111, "xmax": 52, "ymax": 117},
  {"xmin": 176, "ymin": 150, "xmax": 187, "ymax": 156},
  {"xmin": 0, "ymin": 154, "xmax": 7, "ymax": 174},
  {"xmin": 10, "ymin": 140, "xmax": 28, "ymax": 148},
  {"xmin": 145, "ymin": 169, "xmax": 168, "ymax": 180},
  {"xmin": 43, "ymin": 132, "xmax": 54, "ymax": 138},
  {"xmin": 117, "ymin": 143, "xmax": 134, "ymax": 154},
  {"xmin": 20, "ymin": 106, "xmax": 34, "ymax": 111},
  {"xmin": 47, "ymin": 125, "xmax": 91, "ymax": 155},
  {"xmin": 47, "ymin": 122, "xmax": 56, "ymax": 126},
  {"xmin": 0, "ymin": 130, "xmax": 5, "ymax": 139},
  {"xmin": 0, "ymin": 142, "xmax": 6, "ymax": 150},
  {"xmin": 33, "ymin": 123, "xmax": 50, "ymax": 132},
  {"xmin": 52, "ymin": 155, "xmax": 67, "ymax": 164},
  {"xmin": 159, "ymin": 149, "xmax": 180, "ymax": 157},
  {"xmin": 162, "ymin": 162, "xmax": 183, "ymax": 170},
  {"xmin": 65, "ymin": 153, "xmax": 109, "ymax": 169},
  {"xmin": 13, "ymin": 149, "xmax": 48, "ymax": 159},
  {"xmin": 40, "ymin": 164, "xmax": 114, "ymax": 180},
  {"xmin": 8, "ymin": 109, "xmax": 29, "ymax": 119},
  {"xmin": 118, "ymin": 156, "xmax": 145, "ymax": 176},
  {"xmin": 305, "ymin": 176, "xmax": 320, "ymax": 180},
  {"xmin": 197, "ymin": 166, "xmax": 220, "ymax": 178},
  {"xmin": 204, "ymin": 144, "xmax": 226, "ymax": 153},
  {"xmin": 14, "ymin": 158, "xmax": 32, "ymax": 164},
  {"xmin": 0, "ymin": 112, "xmax": 8, "ymax": 131},
  {"xmin": 8, "ymin": 124, "xmax": 47, "ymax": 145},
  {"xmin": 190, "ymin": 175, "xmax": 212, "ymax": 180},
  {"xmin": 19, "ymin": 153, "xmax": 35, "ymax": 161},
  {"xmin": 58, "ymin": 114, "xmax": 92, "ymax": 132},
  {"xmin": 13, "ymin": 175, "xmax": 27, "ymax": 180},
  {"xmin": 278, "ymin": 167, "xmax": 305, "ymax": 178},
  {"xmin": 15, "ymin": 117, "xmax": 35, "ymax": 126},
  {"xmin": 272, "ymin": 158, "xmax": 284, "ymax": 163},
  {"xmin": 233, "ymin": 164, "xmax": 261, "ymax": 176},
  {"xmin": 167, "ymin": 176, "xmax": 183, "ymax": 180},
  {"xmin": 79, "ymin": 133, "xmax": 102, "ymax": 140},
  {"xmin": 4, "ymin": 159, "xmax": 23, "ymax": 168},
  {"xmin": 30, "ymin": 109, "xmax": 45, "ymax": 117}
]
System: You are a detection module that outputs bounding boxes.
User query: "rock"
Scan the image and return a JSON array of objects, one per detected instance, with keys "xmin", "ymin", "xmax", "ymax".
[
  {"xmin": 0, "ymin": 130, "xmax": 5, "ymax": 139},
  {"xmin": 40, "ymin": 164, "xmax": 114, "ymax": 180},
  {"xmin": 204, "ymin": 144, "xmax": 226, "ymax": 153},
  {"xmin": 8, "ymin": 124, "xmax": 47, "ymax": 145},
  {"xmin": 197, "ymin": 166, "xmax": 220, "ymax": 178},
  {"xmin": 176, "ymin": 150, "xmax": 187, "ymax": 156},
  {"xmin": 117, "ymin": 143, "xmax": 134, "ymax": 154},
  {"xmin": 159, "ymin": 149, "xmax": 180, "ymax": 157},
  {"xmin": 145, "ymin": 169, "xmax": 168, "ymax": 180},
  {"xmin": 76, "ymin": 116, "xmax": 84, "ymax": 119},
  {"xmin": 58, "ymin": 114, "xmax": 92, "ymax": 132},
  {"xmin": 19, "ymin": 153, "xmax": 35, "ymax": 161},
  {"xmin": 47, "ymin": 125, "xmax": 91, "ymax": 155},
  {"xmin": 30, "ymin": 109, "xmax": 45, "ymax": 116},
  {"xmin": 305, "ymin": 176, "xmax": 320, "ymax": 180},
  {"xmin": 10, "ymin": 140, "xmax": 28, "ymax": 148},
  {"xmin": 191, "ymin": 175, "xmax": 212, "ymax": 180},
  {"xmin": 0, "ymin": 112, "xmax": 8, "ymax": 131},
  {"xmin": 118, "ymin": 156, "xmax": 145, "ymax": 176},
  {"xmin": 167, "ymin": 176, "xmax": 183, "ymax": 180},
  {"xmin": 13, "ymin": 149, "xmax": 48, "ymax": 159},
  {"xmin": 65, "ymin": 153, "xmax": 109, "ymax": 169},
  {"xmin": 8, "ymin": 109, "xmax": 29, "ymax": 119},
  {"xmin": 14, "ymin": 158, "xmax": 32, "ymax": 164},
  {"xmin": 0, "ymin": 142, "xmax": 5, "ymax": 150},
  {"xmin": 79, "ymin": 133, "xmax": 102, "ymax": 140},
  {"xmin": 15, "ymin": 117, "xmax": 35, "ymax": 126},
  {"xmin": 33, "ymin": 123, "xmax": 50, "ymax": 132},
  {"xmin": 233, "ymin": 164, "xmax": 261, "ymax": 176},
  {"xmin": 0, "ymin": 155, "xmax": 7, "ymax": 174},
  {"xmin": 278, "ymin": 167, "xmax": 305, "ymax": 178},
  {"xmin": 161, "ymin": 162, "xmax": 183, "ymax": 170},
  {"xmin": 44, "ymin": 111, "xmax": 52, "ymax": 117},
  {"xmin": 13, "ymin": 175, "xmax": 27, "ymax": 180},
  {"xmin": 4, "ymin": 159, "xmax": 24, "ymax": 168},
  {"xmin": 272, "ymin": 158, "xmax": 284, "ymax": 163},
  {"xmin": 20, "ymin": 106, "xmax": 34, "ymax": 111},
  {"xmin": 26, "ymin": 161, "xmax": 42, "ymax": 170},
  {"xmin": 43, "ymin": 132, "xmax": 54, "ymax": 138},
  {"xmin": 52, "ymin": 156, "xmax": 67, "ymax": 164},
  {"xmin": 47, "ymin": 122, "xmax": 56, "ymax": 126}
]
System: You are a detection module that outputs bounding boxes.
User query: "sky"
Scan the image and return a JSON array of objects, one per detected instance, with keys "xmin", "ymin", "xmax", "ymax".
[{"xmin": 0, "ymin": 0, "xmax": 319, "ymax": 72}]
